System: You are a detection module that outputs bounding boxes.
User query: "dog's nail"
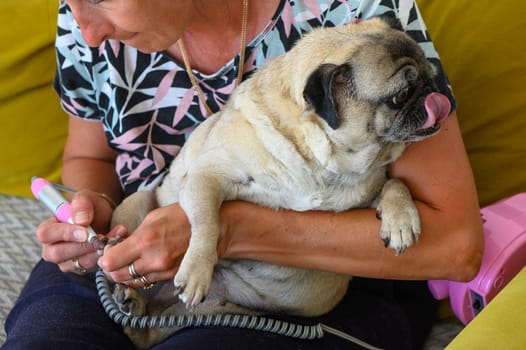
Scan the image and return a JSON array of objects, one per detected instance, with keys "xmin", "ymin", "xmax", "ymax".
[
  {"xmin": 382, "ymin": 237, "xmax": 390, "ymax": 247},
  {"xmin": 173, "ymin": 282, "xmax": 183, "ymax": 295},
  {"xmin": 395, "ymin": 246, "xmax": 407, "ymax": 256},
  {"xmin": 91, "ymin": 237, "xmax": 108, "ymax": 251},
  {"xmin": 119, "ymin": 304, "xmax": 131, "ymax": 315},
  {"xmin": 184, "ymin": 298, "xmax": 195, "ymax": 310},
  {"xmin": 375, "ymin": 210, "xmax": 382, "ymax": 220},
  {"xmin": 178, "ymin": 293, "xmax": 188, "ymax": 304}
]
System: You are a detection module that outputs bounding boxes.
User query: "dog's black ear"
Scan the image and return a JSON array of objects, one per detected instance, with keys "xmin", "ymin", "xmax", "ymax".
[
  {"xmin": 374, "ymin": 13, "xmax": 404, "ymax": 31},
  {"xmin": 303, "ymin": 63, "xmax": 346, "ymax": 129}
]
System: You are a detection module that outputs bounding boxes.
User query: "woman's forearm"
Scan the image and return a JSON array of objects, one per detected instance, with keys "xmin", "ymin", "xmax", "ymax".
[
  {"xmin": 218, "ymin": 113, "xmax": 484, "ymax": 282},
  {"xmin": 62, "ymin": 157, "xmax": 123, "ymax": 204},
  {"xmin": 62, "ymin": 117, "xmax": 123, "ymax": 204},
  {"xmin": 220, "ymin": 200, "xmax": 482, "ymax": 282}
]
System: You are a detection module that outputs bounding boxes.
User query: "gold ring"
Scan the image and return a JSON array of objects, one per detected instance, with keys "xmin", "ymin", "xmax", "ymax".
[
  {"xmin": 72, "ymin": 258, "xmax": 87, "ymax": 274},
  {"xmin": 128, "ymin": 263, "xmax": 140, "ymax": 280},
  {"xmin": 140, "ymin": 275, "xmax": 156, "ymax": 290}
]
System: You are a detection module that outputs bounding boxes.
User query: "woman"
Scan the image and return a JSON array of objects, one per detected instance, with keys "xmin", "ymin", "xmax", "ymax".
[{"xmin": 3, "ymin": 0, "xmax": 483, "ymax": 349}]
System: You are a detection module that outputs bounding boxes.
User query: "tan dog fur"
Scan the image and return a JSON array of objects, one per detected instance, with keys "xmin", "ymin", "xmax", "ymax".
[{"xmin": 111, "ymin": 17, "xmax": 449, "ymax": 348}]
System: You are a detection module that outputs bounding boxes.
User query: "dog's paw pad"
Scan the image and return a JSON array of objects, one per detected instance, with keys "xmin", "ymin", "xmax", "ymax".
[{"xmin": 113, "ymin": 284, "xmax": 145, "ymax": 316}]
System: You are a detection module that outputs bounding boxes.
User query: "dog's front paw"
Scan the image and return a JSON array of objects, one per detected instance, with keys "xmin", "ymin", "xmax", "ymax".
[
  {"xmin": 376, "ymin": 200, "xmax": 420, "ymax": 255},
  {"xmin": 173, "ymin": 251, "xmax": 216, "ymax": 308},
  {"xmin": 113, "ymin": 283, "xmax": 146, "ymax": 316},
  {"xmin": 375, "ymin": 179, "xmax": 421, "ymax": 255}
]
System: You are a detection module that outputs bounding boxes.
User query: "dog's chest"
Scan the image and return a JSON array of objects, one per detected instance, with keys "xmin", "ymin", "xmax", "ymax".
[{"xmin": 227, "ymin": 169, "xmax": 383, "ymax": 212}]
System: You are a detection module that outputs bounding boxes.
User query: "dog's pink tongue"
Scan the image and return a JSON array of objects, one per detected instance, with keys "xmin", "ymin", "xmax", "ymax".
[{"xmin": 421, "ymin": 93, "xmax": 451, "ymax": 130}]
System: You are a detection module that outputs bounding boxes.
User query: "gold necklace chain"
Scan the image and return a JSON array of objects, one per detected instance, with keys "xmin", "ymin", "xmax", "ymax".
[{"xmin": 178, "ymin": 0, "xmax": 249, "ymax": 116}]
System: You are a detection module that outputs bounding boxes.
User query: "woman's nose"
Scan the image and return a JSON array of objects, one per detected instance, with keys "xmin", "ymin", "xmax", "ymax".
[{"xmin": 69, "ymin": 4, "xmax": 113, "ymax": 47}]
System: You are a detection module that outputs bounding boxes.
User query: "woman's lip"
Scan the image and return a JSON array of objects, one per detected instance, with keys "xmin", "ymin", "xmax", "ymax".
[
  {"xmin": 121, "ymin": 34, "xmax": 167, "ymax": 54},
  {"xmin": 119, "ymin": 32, "xmax": 138, "ymax": 44},
  {"xmin": 124, "ymin": 32, "xmax": 139, "ymax": 41},
  {"xmin": 121, "ymin": 33, "xmax": 151, "ymax": 51}
]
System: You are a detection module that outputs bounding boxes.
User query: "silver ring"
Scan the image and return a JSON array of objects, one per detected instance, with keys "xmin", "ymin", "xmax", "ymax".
[
  {"xmin": 128, "ymin": 263, "xmax": 140, "ymax": 280},
  {"xmin": 139, "ymin": 275, "xmax": 156, "ymax": 290},
  {"xmin": 72, "ymin": 258, "xmax": 87, "ymax": 274}
]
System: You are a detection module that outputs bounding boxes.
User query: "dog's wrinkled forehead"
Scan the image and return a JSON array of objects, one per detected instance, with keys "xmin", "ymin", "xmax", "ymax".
[
  {"xmin": 351, "ymin": 30, "xmax": 427, "ymax": 68},
  {"xmin": 364, "ymin": 31, "xmax": 425, "ymax": 62},
  {"xmin": 346, "ymin": 30, "xmax": 430, "ymax": 96}
]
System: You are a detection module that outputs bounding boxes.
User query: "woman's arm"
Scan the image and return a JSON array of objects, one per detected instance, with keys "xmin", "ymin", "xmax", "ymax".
[
  {"xmin": 62, "ymin": 117, "xmax": 122, "ymax": 205},
  {"xmin": 37, "ymin": 116, "xmax": 125, "ymax": 273},
  {"xmin": 219, "ymin": 111, "xmax": 484, "ymax": 282}
]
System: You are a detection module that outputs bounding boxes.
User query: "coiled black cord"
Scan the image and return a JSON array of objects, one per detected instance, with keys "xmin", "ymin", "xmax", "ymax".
[{"xmin": 95, "ymin": 270, "xmax": 382, "ymax": 349}]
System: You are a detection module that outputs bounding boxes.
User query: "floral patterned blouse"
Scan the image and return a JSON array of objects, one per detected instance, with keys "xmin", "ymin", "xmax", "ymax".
[{"xmin": 54, "ymin": 0, "xmax": 453, "ymax": 196}]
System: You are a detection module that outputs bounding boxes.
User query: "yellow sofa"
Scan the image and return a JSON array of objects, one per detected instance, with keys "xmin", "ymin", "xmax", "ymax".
[
  {"xmin": 417, "ymin": 0, "xmax": 526, "ymax": 347},
  {"xmin": 1, "ymin": 0, "xmax": 525, "ymax": 347},
  {"xmin": 0, "ymin": 0, "xmax": 66, "ymax": 196},
  {"xmin": 417, "ymin": 0, "xmax": 526, "ymax": 207},
  {"xmin": 3, "ymin": 1, "xmax": 525, "ymax": 205}
]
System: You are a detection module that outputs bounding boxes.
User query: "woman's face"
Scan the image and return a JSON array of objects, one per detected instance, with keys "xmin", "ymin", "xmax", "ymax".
[{"xmin": 65, "ymin": 0, "xmax": 193, "ymax": 53}]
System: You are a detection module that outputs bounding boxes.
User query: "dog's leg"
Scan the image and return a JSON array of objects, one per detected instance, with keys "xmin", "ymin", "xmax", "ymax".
[
  {"xmin": 113, "ymin": 283, "xmax": 146, "ymax": 316},
  {"xmin": 111, "ymin": 191, "xmax": 159, "ymax": 231},
  {"xmin": 113, "ymin": 284, "xmax": 157, "ymax": 350},
  {"xmin": 174, "ymin": 172, "xmax": 228, "ymax": 308},
  {"xmin": 113, "ymin": 282, "xmax": 184, "ymax": 350},
  {"xmin": 114, "ymin": 267, "xmax": 260, "ymax": 349},
  {"xmin": 375, "ymin": 178, "xmax": 421, "ymax": 255}
]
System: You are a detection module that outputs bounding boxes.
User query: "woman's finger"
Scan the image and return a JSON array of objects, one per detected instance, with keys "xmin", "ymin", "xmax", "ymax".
[
  {"xmin": 71, "ymin": 190, "xmax": 115, "ymax": 232},
  {"xmin": 103, "ymin": 255, "xmax": 179, "ymax": 285},
  {"xmin": 99, "ymin": 229, "xmax": 180, "ymax": 283},
  {"xmin": 36, "ymin": 217, "xmax": 90, "ymax": 244},
  {"xmin": 118, "ymin": 271, "xmax": 163, "ymax": 289},
  {"xmin": 57, "ymin": 251, "xmax": 100, "ymax": 274},
  {"xmin": 98, "ymin": 203, "xmax": 190, "ymax": 283},
  {"xmin": 41, "ymin": 239, "xmax": 94, "ymax": 262}
]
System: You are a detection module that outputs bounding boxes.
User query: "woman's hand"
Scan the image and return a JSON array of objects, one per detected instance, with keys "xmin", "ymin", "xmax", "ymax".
[
  {"xmin": 36, "ymin": 189, "xmax": 126, "ymax": 274},
  {"xmin": 98, "ymin": 203, "xmax": 191, "ymax": 288}
]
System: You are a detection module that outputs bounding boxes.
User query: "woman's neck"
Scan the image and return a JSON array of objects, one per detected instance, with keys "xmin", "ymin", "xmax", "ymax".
[{"xmin": 166, "ymin": 0, "xmax": 280, "ymax": 74}]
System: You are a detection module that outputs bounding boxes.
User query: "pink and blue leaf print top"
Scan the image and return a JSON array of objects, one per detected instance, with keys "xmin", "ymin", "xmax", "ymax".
[{"xmin": 54, "ymin": 0, "xmax": 454, "ymax": 196}]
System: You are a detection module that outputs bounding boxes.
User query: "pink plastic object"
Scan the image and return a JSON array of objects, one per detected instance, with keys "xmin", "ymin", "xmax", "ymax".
[
  {"xmin": 31, "ymin": 177, "xmax": 104, "ymax": 252},
  {"xmin": 31, "ymin": 177, "xmax": 72, "ymax": 223},
  {"xmin": 428, "ymin": 193, "xmax": 526, "ymax": 324}
]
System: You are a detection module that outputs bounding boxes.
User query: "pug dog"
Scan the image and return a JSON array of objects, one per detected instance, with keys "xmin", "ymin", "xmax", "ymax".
[{"xmin": 110, "ymin": 16, "xmax": 451, "ymax": 348}]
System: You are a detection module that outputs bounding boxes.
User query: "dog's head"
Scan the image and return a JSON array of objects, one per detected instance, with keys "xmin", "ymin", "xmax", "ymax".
[{"xmin": 302, "ymin": 16, "xmax": 451, "ymax": 144}]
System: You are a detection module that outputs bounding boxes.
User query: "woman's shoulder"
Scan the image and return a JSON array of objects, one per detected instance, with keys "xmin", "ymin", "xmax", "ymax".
[{"xmin": 255, "ymin": 0, "xmax": 428, "ymax": 61}]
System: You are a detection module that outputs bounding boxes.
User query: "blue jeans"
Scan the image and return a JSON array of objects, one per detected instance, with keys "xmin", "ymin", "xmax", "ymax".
[{"xmin": 3, "ymin": 260, "xmax": 437, "ymax": 349}]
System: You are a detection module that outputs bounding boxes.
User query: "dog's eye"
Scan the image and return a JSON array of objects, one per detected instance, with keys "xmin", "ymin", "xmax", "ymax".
[{"xmin": 391, "ymin": 88, "xmax": 411, "ymax": 107}]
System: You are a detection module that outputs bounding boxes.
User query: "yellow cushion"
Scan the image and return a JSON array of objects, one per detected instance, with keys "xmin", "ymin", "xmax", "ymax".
[
  {"xmin": 0, "ymin": 0, "xmax": 66, "ymax": 197},
  {"xmin": 417, "ymin": 0, "xmax": 526, "ymax": 206}
]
